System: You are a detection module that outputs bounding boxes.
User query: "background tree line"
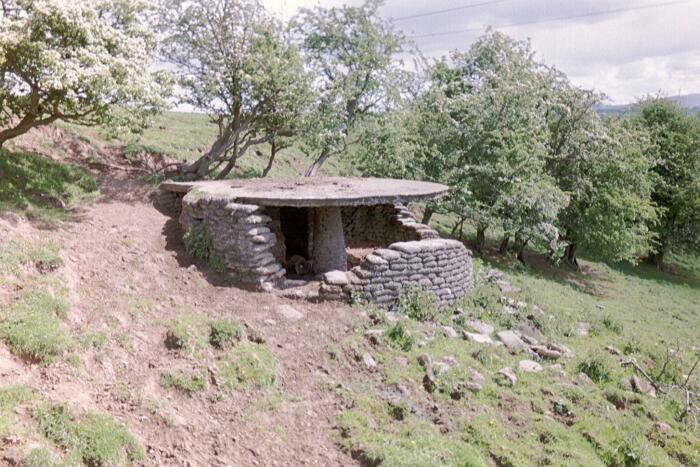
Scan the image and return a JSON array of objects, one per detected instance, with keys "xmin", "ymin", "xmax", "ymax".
[{"xmin": 1, "ymin": 0, "xmax": 699, "ymax": 267}]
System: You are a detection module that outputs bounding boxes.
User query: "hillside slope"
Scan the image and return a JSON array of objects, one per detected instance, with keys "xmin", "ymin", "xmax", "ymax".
[{"xmin": 0, "ymin": 131, "xmax": 698, "ymax": 465}]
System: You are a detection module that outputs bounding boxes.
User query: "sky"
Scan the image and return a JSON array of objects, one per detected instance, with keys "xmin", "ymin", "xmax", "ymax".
[{"xmin": 263, "ymin": 0, "xmax": 700, "ymax": 104}]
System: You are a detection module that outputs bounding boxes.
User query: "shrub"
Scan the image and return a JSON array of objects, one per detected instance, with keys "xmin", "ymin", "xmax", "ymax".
[
  {"xmin": 160, "ymin": 370, "xmax": 206, "ymax": 394},
  {"xmin": 183, "ymin": 224, "xmax": 227, "ymax": 272},
  {"xmin": 385, "ymin": 321, "xmax": 414, "ymax": 352},
  {"xmin": 397, "ymin": 286, "xmax": 438, "ymax": 322},
  {"xmin": 209, "ymin": 319, "xmax": 244, "ymax": 348},
  {"xmin": 577, "ymin": 355, "xmax": 613, "ymax": 384}
]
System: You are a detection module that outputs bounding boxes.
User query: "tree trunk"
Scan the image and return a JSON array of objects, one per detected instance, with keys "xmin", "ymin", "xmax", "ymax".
[
  {"xmin": 647, "ymin": 251, "xmax": 665, "ymax": 269},
  {"xmin": 475, "ymin": 228, "xmax": 486, "ymax": 253},
  {"xmin": 562, "ymin": 243, "xmax": 580, "ymax": 269},
  {"xmin": 304, "ymin": 149, "xmax": 330, "ymax": 177},
  {"xmin": 513, "ymin": 236, "xmax": 528, "ymax": 263},
  {"xmin": 421, "ymin": 206, "xmax": 434, "ymax": 225},
  {"xmin": 262, "ymin": 141, "xmax": 278, "ymax": 177},
  {"xmin": 498, "ymin": 236, "xmax": 510, "ymax": 254}
]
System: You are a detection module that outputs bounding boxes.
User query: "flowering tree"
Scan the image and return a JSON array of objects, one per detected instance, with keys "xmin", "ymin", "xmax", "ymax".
[
  {"xmin": 159, "ymin": 0, "xmax": 312, "ymax": 180},
  {"xmin": 0, "ymin": 0, "xmax": 170, "ymax": 148}
]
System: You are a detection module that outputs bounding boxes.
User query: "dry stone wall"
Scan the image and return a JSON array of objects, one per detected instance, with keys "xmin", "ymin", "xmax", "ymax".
[
  {"xmin": 153, "ymin": 189, "xmax": 183, "ymax": 216},
  {"xmin": 320, "ymin": 238, "xmax": 472, "ymax": 308},
  {"xmin": 341, "ymin": 204, "xmax": 438, "ymax": 247},
  {"xmin": 179, "ymin": 190, "xmax": 285, "ymax": 286}
]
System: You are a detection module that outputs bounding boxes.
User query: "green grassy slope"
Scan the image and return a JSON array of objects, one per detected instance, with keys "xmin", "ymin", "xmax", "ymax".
[{"xmin": 58, "ymin": 111, "xmax": 353, "ymax": 178}]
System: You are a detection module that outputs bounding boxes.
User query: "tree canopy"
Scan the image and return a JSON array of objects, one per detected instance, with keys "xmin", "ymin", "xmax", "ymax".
[
  {"xmin": 0, "ymin": 0, "xmax": 170, "ymax": 147},
  {"xmin": 159, "ymin": 0, "xmax": 312, "ymax": 179}
]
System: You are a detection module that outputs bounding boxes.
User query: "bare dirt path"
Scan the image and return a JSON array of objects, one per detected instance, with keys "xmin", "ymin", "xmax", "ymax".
[{"xmin": 2, "ymin": 173, "xmax": 362, "ymax": 466}]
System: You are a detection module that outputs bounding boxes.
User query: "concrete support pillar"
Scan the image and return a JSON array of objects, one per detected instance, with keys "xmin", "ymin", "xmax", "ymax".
[{"xmin": 312, "ymin": 207, "xmax": 347, "ymax": 273}]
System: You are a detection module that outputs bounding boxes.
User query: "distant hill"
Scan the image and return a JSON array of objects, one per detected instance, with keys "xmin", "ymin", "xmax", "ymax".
[{"xmin": 596, "ymin": 93, "xmax": 700, "ymax": 117}]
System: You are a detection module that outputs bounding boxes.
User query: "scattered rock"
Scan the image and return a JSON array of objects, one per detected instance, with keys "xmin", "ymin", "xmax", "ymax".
[
  {"xmin": 362, "ymin": 353, "xmax": 377, "ymax": 370},
  {"xmin": 518, "ymin": 360, "xmax": 543, "ymax": 373},
  {"xmin": 463, "ymin": 331, "xmax": 494, "ymax": 345},
  {"xmin": 548, "ymin": 343, "xmax": 573, "ymax": 357},
  {"xmin": 465, "ymin": 320, "xmax": 494, "ymax": 335},
  {"xmin": 654, "ymin": 421, "xmax": 672, "ymax": 432},
  {"xmin": 433, "ymin": 362, "xmax": 452, "ymax": 375},
  {"xmin": 631, "ymin": 375, "xmax": 657, "ymax": 397},
  {"xmin": 441, "ymin": 355, "xmax": 458, "ymax": 368},
  {"xmin": 496, "ymin": 330, "xmax": 527, "ymax": 352},
  {"xmin": 423, "ymin": 370, "xmax": 437, "ymax": 393},
  {"xmin": 496, "ymin": 279, "xmax": 520, "ymax": 293},
  {"xmin": 575, "ymin": 322, "xmax": 591, "ymax": 337},
  {"xmin": 365, "ymin": 329, "xmax": 383, "ymax": 345},
  {"xmin": 417, "ymin": 353, "xmax": 432, "ymax": 369},
  {"xmin": 464, "ymin": 381, "xmax": 483, "ymax": 393},
  {"xmin": 468, "ymin": 368, "xmax": 486, "ymax": 385},
  {"xmin": 531, "ymin": 345, "xmax": 562, "ymax": 360},
  {"xmin": 605, "ymin": 345, "xmax": 622, "ymax": 356},
  {"xmin": 441, "ymin": 325, "xmax": 458, "ymax": 338},
  {"xmin": 275, "ymin": 304, "xmax": 303, "ymax": 321},
  {"xmin": 520, "ymin": 335, "xmax": 540, "ymax": 346},
  {"xmin": 494, "ymin": 367, "xmax": 517, "ymax": 387},
  {"xmin": 574, "ymin": 372, "xmax": 593, "ymax": 386},
  {"xmin": 517, "ymin": 322, "xmax": 546, "ymax": 344},
  {"xmin": 187, "ymin": 264, "xmax": 197, "ymax": 272}
]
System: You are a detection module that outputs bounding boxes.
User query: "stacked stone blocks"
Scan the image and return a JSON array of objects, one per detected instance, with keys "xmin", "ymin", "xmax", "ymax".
[{"xmin": 320, "ymin": 238, "xmax": 472, "ymax": 308}]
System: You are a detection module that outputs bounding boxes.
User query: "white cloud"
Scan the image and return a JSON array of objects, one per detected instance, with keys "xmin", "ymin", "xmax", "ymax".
[{"xmin": 261, "ymin": 0, "xmax": 700, "ymax": 103}]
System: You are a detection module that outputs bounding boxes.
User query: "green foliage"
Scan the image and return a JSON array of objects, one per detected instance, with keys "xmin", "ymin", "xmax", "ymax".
[
  {"xmin": 577, "ymin": 354, "xmax": 613, "ymax": 383},
  {"xmin": 160, "ymin": 370, "xmax": 206, "ymax": 394},
  {"xmin": 634, "ymin": 98, "xmax": 700, "ymax": 261},
  {"xmin": 0, "ymin": 149, "xmax": 98, "ymax": 221},
  {"xmin": 183, "ymin": 224, "xmax": 226, "ymax": 272},
  {"xmin": 159, "ymin": 0, "xmax": 311, "ymax": 178},
  {"xmin": 396, "ymin": 287, "xmax": 438, "ymax": 322},
  {"xmin": 0, "ymin": 385, "xmax": 35, "ymax": 436},
  {"xmin": 0, "ymin": 0, "xmax": 170, "ymax": 146},
  {"xmin": 209, "ymin": 319, "xmax": 244, "ymax": 349},
  {"xmin": 217, "ymin": 343, "xmax": 276, "ymax": 391},
  {"xmin": 35, "ymin": 403, "xmax": 144, "ymax": 466},
  {"xmin": 291, "ymin": 0, "xmax": 409, "ymax": 175},
  {"xmin": 384, "ymin": 321, "xmax": 414, "ymax": 352}
]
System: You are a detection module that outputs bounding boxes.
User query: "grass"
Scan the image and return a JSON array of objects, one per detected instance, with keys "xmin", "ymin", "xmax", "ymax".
[
  {"xmin": 337, "ymin": 249, "xmax": 700, "ymax": 466},
  {"xmin": 209, "ymin": 318, "xmax": 245, "ymax": 348},
  {"xmin": 59, "ymin": 111, "xmax": 354, "ymax": 178},
  {"xmin": 217, "ymin": 343, "xmax": 276, "ymax": 391},
  {"xmin": 0, "ymin": 240, "xmax": 63, "ymax": 277},
  {"xmin": 0, "ymin": 385, "xmax": 35, "ymax": 437},
  {"xmin": 160, "ymin": 370, "xmax": 206, "ymax": 394},
  {"xmin": 35, "ymin": 403, "xmax": 143, "ymax": 466},
  {"xmin": 164, "ymin": 313, "xmax": 209, "ymax": 353},
  {"xmin": 0, "ymin": 148, "xmax": 98, "ymax": 222}
]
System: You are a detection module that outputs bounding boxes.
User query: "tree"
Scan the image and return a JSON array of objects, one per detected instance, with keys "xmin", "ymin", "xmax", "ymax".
[
  {"xmin": 543, "ymin": 76, "xmax": 657, "ymax": 266},
  {"xmin": 159, "ymin": 0, "xmax": 312, "ymax": 180},
  {"xmin": 635, "ymin": 98, "xmax": 700, "ymax": 267},
  {"xmin": 291, "ymin": 0, "xmax": 408, "ymax": 176},
  {"xmin": 0, "ymin": 0, "xmax": 169, "ymax": 148},
  {"xmin": 430, "ymin": 32, "xmax": 566, "ymax": 255}
]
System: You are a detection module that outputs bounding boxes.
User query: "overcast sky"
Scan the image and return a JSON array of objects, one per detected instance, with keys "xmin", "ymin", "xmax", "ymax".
[{"xmin": 264, "ymin": 0, "xmax": 700, "ymax": 104}]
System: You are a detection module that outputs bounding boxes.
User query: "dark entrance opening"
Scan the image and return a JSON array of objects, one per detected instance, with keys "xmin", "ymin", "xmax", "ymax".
[{"xmin": 280, "ymin": 207, "xmax": 311, "ymax": 275}]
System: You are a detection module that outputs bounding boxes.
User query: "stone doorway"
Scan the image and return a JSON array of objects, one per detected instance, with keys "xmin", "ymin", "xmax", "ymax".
[{"xmin": 279, "ymin": 207, "xmax": 313, "ymax": 276}]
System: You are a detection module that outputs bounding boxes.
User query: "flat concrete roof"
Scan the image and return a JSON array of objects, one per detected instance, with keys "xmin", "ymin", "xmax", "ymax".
[{"xmin": 161, "ymin": 177, "xmax": 448, "ymax": 207}]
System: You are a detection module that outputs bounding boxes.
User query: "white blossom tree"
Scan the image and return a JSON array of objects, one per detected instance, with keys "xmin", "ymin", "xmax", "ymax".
[{"xmin": 0, "ymin": 0, "xmax": 170, "ymax": 148}]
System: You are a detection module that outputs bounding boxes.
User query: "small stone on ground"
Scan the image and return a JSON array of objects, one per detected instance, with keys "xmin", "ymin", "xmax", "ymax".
[
  {"xmin": 275, "ymin": 304, "xmax": 303, "ymax": 321},
  {"xmin": 465, "ymin": 320, "xmax": 494, "ymax": 335},
  {"xmin": 463, "ymin": 331, "xmax": 494, "ymax": 344},
  {"xmin": 496, "ymin": 330, "xmax": 526, "ymax": 351},
  {"xmin": 518, "ymin": 360, "xmax": 543, "ymax": 373},
  {"xmin": 495, "ymin": 367, "xmax": 517, "ymax": 387}
]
